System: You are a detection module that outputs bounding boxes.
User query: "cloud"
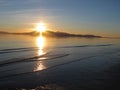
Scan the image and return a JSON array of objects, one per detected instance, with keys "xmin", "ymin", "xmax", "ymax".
[{"xmin": 0, "ymin": 0, "xmax": 10, "ymax": 6}]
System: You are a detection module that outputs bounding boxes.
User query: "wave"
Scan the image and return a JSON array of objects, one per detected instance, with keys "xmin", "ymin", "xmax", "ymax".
[
  {"xmin": 61, "ymin": 44, "xmax": 113, "ymax": 48},
  {"xmin": 0, "ymin": 53, "xmax": 69, "ymax": 67},
  {"xmin": 0, "ymin": 49, "xmax": 119, "ymax": 79},
  {"xmin": 0, "ymin": 47, "xmax": 38, "ymax": 54},
  {"xmin": 0, "ymin": 53, "xmax": 70, "ymax": 79},
  {"xmin": 0, "ymin": 44, "xmax": 113, "ymax": 54},
  {"xmin": 95, "ymin": 44, "xmax": 113, "ymax": 46},
  {"xmin": 0, "ymin": 55, "xmax": 95, "ymax": 79},
  {"xmin": 0, "ymin": 52, "xmax": 48, "ymax": 66}
]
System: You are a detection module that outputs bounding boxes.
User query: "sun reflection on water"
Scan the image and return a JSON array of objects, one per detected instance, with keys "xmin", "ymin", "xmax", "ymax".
[
  {"xmin": 36, "ymin": 35, "xmax": 46, "ymax": 55},
  {"xmin": 34, "ymin": 34, "xmax": 46, "ymax": 72}
]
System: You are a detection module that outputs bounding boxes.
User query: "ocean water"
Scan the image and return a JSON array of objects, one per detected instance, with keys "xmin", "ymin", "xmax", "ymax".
[{"xmin": 0, "ymin": 35, "xmax": 120, "ymax": 90}]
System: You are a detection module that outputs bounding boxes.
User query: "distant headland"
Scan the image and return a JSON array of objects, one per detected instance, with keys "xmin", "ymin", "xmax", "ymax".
[{"xmin": 0, "ymin": 31, "xmax": 102, "ymax": 38}]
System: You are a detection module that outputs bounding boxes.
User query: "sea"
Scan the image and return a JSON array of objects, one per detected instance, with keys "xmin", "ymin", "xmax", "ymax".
[{"xmin": 0, "ymin": 34, "xmax": 120, "ymax": 90}]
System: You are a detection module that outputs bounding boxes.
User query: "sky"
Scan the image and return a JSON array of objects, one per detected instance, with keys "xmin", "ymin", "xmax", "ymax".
[{"xmin": 0, "ymin": 0, "xmax": 120, "ymax": 37}]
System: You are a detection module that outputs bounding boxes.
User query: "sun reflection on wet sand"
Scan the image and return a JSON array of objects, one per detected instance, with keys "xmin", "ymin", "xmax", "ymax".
[
  {"xmin": 34, "ymin": 35, "xmax": 46, "ymax": 72},
  {"xmin": 34, "ymin": 61, "xmax": 46, "ymax": 72}
]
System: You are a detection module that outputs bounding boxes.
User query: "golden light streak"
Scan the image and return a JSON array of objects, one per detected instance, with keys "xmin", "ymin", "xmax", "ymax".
[
  {"xmin": 36, "ymin": 35, "xmax": 45, "ymax": 55},
  {"xmin": 34, "ymin": 35, "xmax": 46, "ymax": 72}
]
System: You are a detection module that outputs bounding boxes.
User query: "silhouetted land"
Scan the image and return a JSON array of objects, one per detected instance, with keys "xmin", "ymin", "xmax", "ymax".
[{"xmin": 0, "ymin": 31, "xmax": 102, "ymax": 38}]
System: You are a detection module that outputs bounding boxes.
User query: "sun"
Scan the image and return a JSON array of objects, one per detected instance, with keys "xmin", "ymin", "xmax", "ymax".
[{"xmin": 36, "ymin": 22, "xmax": 46, "ymax": 32}]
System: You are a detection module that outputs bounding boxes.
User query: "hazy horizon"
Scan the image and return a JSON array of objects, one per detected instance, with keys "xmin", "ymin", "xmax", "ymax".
[{"xmin": 0, "ymin": 0, "xmax": 120, "ymax": 37}]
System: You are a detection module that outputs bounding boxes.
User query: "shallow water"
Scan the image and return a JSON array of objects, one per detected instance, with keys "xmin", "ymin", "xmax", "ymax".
[{"xmin": 0, "ymin": 35, "xmax": 120, "ymax": 90}]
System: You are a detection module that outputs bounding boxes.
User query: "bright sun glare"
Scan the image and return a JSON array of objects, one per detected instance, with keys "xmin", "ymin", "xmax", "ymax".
[{"xmin": 36, "ymin": 22, "xmax": 46, "ymax": 32}]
